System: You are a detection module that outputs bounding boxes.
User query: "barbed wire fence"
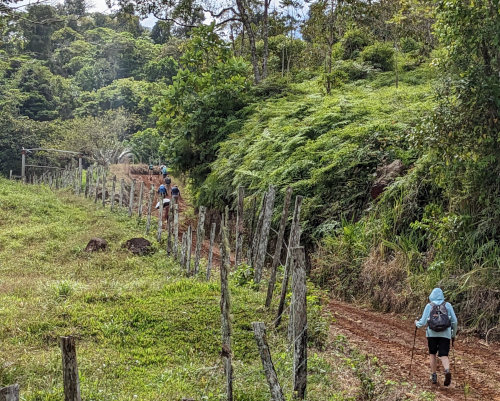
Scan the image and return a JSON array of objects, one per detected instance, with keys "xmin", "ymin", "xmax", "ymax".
[{"xmin": 8, "ymin": 154, "xmax": 313, "ymax": 401}]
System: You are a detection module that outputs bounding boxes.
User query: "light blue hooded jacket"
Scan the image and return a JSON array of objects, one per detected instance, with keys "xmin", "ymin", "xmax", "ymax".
[{"xmin": 416, "ymin": 288, "xmax": 458, "ymax": 339}]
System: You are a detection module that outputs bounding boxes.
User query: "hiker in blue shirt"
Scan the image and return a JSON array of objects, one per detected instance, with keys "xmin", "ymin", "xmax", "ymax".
[
  {"xmin": 158, "ymin": 184, "xmax": 167, "ymax": 198},
  {"xmin": 415, "ymin": 288, "xmax": 458, "ymax": 386}
]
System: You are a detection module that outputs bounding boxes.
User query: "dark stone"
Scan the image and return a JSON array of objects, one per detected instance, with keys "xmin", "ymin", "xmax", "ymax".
[
  {"xmin": 85, "ymin": 238, "xmax": 107, "ymax": 252},
  {"xmin": 123, "ymin": 237, "xmax": 153, "ymax": 255},
  {"xmin": 370, "ymin": 159, "xmax": 405, "ymax": 199}
]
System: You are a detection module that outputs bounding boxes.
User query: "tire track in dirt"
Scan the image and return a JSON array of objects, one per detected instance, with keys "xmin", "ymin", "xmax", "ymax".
[{"xmin": 328, "ymin": 299, "xmax": 500, "ymax": 401}]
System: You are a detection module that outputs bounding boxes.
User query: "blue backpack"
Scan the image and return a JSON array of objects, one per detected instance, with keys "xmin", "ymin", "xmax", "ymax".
[{"xmin": 158, "ymin": 185, "xmax": 167, "ymax": 195}]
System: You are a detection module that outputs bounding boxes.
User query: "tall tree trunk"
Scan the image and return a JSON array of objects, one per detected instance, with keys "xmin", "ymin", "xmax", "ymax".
[
  {"xmin": 236, "ymin": 0, "xmax": 261, "ymax": 83},
  {"xmin": 262, "ymin": 0, "xmax": 270, "ymax": 79}
]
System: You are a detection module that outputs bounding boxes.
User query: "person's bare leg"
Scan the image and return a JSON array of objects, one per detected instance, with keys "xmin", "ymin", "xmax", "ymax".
[
  {"xmin": 429, "ymin": 354, "xmax": 437, "ymax": 373},
  {"xmin": 440, "ymin": 356, "xmax": 450, "ymax": 371}
]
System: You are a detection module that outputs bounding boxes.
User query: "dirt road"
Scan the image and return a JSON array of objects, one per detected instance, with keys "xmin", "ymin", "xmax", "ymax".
[{"xmin": 328, "ymin": 299, "xmax": 500, "ymax": 400}]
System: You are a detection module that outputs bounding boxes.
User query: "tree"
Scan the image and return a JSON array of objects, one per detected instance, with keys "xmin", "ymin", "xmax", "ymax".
[{"xmin": 155, "ymin": 25, "xmax": 251, "ymax": 185}]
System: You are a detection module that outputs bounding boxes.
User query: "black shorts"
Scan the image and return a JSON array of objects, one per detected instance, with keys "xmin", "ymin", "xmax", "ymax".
[{"xmin": 427, "ymin": 337, "xmax": 450, "ymax": 357}]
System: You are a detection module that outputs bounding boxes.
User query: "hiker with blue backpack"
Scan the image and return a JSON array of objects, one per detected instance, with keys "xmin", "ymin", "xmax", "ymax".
[{"xmin": 415, "ymin": 288, "xmax": 458, "ymax": 386}]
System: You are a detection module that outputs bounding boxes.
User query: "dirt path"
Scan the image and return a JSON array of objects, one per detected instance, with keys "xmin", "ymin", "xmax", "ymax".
[
  {"xmin": 328, "ymin": 299, "xmax": 500, "ymax": 401},
  {"xmin": 122, "ymin": 166, "xmax": 227, "ymax": 267}
]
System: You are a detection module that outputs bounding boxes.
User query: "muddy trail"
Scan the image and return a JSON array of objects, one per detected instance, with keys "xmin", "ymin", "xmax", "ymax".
[{"xmin": 328, "ymin": 299, "xmax": 500, "ymax": 401}]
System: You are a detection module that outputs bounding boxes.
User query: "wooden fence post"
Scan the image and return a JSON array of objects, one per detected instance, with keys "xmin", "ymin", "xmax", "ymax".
[
  {"xmin": 78, "ymin": 156, "xmax": 82, "ymax": 196},
  {"xmin": 275, "ymin": 195, "xmax": 303, "ymax": 328},
  {"xmin": 167, "ymin": 201, "xmax": 174, "ymax": 255},
  {"xmin": 21, "ymin": 149, "xmax": 26, "ymax": 183},
  {"xmin": 206, "ymin": 222, "xmax": 216, "ymax": 280},
  {"xmin": 251, "ymin": 193, "xmax": 267, "ymax": 266},
  {"xmin": 119, "ymin": 178, "xmax": 124, "ymax": 208},
  {"xmin": 173, "ymin": 203, "xmax": 179, "ymax": 260},
  {"xmin": 194, "ymin": 206, "xmax": 206, "ymax": 274},
  {"xmin": 180, "ymin": 232, "xmax": 187, "ymax": 268},
  {"xmin": 84, "ymin": 169, "xmax": 89, "ymax": 198},
  {"xmin": 220, "ymin": 219, "xmax": 233, "ymax": 401},
  {"xmin": 137, "ymin": 181, "xmax": 144, "ymax": 219},
  {"xmin": 9, "ymin": 170, "xmax": 12, "ymax": 180},
  {"xmin": 252, "ymin": 322, "xmax": 285, "ymax": 401},
  {"xmin": 0, "ymin": 384, "xmax": 19, "ymax": 401},
  {"xmin": 254, "ymin": 186, "xmax": 276, "ymax": 284},
  {"xmin": 157, "ymin": 197, "xmax": 164, "ymax": 242},
  {"xmin": 60, "ymin": 336, "xmax": 82, "ymax": 401},
  {"xmin": 247, "ymin": 197, "xmax": 257, "ymax": 262},
  {"xmin": 291, "ymin": 247, "xmax": 307, "ymax": 399},
  {"xmin": 266, "ymin": 186, "xmax": 293, "ymax": 307},
  {"xmin": 101, "ymin": 168, "xmax": 106, "ymax": 207},
  {"xmin": 145, "ymin": 185, "xmax": 154, "ymax": 235},
  {"xmin": 128, "ymin": 179, "xmax": 136, "ymax": 217},
  {"xmin": 186, "ymin": 225, "xmax": 193, "ymax": 274},
  {"xmin": 94, "ymin": 173, "xmax": 100, "ymax": 204},
  {"xmin": 235, "ymin": 186, "xmax": 245, "ymax": 266},
  {"xmin": 110, "ymin": 176, "xmax": 116, "ymax": 211}
]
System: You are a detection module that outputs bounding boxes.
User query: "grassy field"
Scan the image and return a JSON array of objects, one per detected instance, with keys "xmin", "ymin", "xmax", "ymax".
[{"xmin": 0, "ymin": 178, "xmax": 436, "ymax": 400}]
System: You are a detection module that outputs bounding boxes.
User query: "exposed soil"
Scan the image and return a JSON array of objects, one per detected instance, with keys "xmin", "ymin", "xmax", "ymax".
[{"xmin": 328, "ymin": 299, "xmax": 500, "ymax": 401}]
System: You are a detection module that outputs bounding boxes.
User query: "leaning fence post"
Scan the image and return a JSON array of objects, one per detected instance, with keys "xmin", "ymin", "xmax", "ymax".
[
  {"xmin": 220, "ymin": 219, "xmax": 233, "ymax": 401},
  {"xmin": 60, "ymin": 336, "xmax": 82, "ymax": 401},
  {"xmin": 247, "ymin": 197, "xmax": 257, "ymax": 262},
  {"xmin": 206, "ymin": 222, "xmax": 216, "ymax": 280},
  {"xmin": 291, "ymin": 247, "xmax": 307, "ymax": 399},
  {"xmin": 110, "ymin": 176, "xmax": 116, "ymax": 211},
  {"xmin": 137, "ymin": 181, "xmax": 144, "ymax": 219},
  {"xmin": 0, "ymin": 384, "xmax": 19, "ymax": 401},
  {"xmin": 235, "ymin": 186, "xmax": 245, "ymax": 266},
  {"xmin": 254, "ymin": 185, "xmax": 276, "ymax": 284},
  {"xmin": 128, "ymin": 179, "xmax": 136, "ymax": 217},
  {"xmin": 275, "ymin": 195, "xmax": 303, "ymax": 328},
  {"xmin": 252, "ymin": 322, "xmax": 285, "ymax": 401},
  {"xmin": 266, "ymin": 186, "xmax": 293, "ymax": 307},
  {"xmin": 194, "ymin": 206, "xmax": 206, "ymax": 275}
]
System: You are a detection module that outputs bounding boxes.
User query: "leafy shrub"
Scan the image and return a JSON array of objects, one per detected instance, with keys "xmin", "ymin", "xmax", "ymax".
[
  {"xmin": 324, "ymin": 69, "xmax": 349, "ymax": 90},
  {"xmin": 341, "ymin": 29, "xmax": 372, "ymax": 60},
  {"xmin": 400, "ymin": 37, "xmax": 421, "ymax": 54},
  {"xmin": 333, "ymin": 60, "xmax": 374, "ymax": 81},
  {"xmin": 361, "ymin": 42, "xmax": 395, "ymax": 71}
]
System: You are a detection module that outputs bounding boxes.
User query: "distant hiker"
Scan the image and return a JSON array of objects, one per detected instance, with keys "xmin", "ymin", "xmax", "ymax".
[
  {"xmin": 164, "ymin": 175, "xmax": 172, "ymax": 195},
  {"xmin": 415, "ymin": 288, "xmax": 458, "ymax": 386},
  {"xmin": 158, "ymin": 184, "xmax": 167, "ymax": 198},
  {"xmin": 171, "ymin": 185, "xmax": 180, "ymax": 203},
  {"xmin": 155, "ymin": 198, "xmax": 170, "ymax": 221},
  {"xmin": 160, "ymin": 164, "xmax": 167, "ymax": 179}
]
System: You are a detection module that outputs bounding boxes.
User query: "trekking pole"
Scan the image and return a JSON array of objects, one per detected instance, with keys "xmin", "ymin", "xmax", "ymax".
[{"xmin": 409, "ymin": 325, "xmax": 417, "ymax": 377}]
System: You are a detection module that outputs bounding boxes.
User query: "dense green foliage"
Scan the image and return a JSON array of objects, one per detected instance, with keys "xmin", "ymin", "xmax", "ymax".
[
  {"xmin": 1, "ymin": 0, "xmax": 499, "ymax": 339},
  {"xmin": 0, "ymin": 1, "xmax": 173, "ymax": 173}
]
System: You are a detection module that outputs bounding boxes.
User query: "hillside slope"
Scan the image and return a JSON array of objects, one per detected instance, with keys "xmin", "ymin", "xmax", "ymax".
[{"xmin": 1, "ymin": 178, "xmax": 458, "ymax": 400}]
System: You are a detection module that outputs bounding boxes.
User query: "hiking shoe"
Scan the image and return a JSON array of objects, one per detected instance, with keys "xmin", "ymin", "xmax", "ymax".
[
  {"xmin": 444, "ymin": 370, "xmax": 452, "ymax": 386},
  {"xmin": 430, "ymin": 373, "xmax": 438, "ymax": 384}
]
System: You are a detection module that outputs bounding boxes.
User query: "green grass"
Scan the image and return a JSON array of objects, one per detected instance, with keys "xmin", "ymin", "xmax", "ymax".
[
  {"xmin": 0, "ymin": 178, "xmax": 334, "ymax": 400},
  {"xmin": 0, "ymin": 178, "xmax": 436, "ymax": 400}
]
